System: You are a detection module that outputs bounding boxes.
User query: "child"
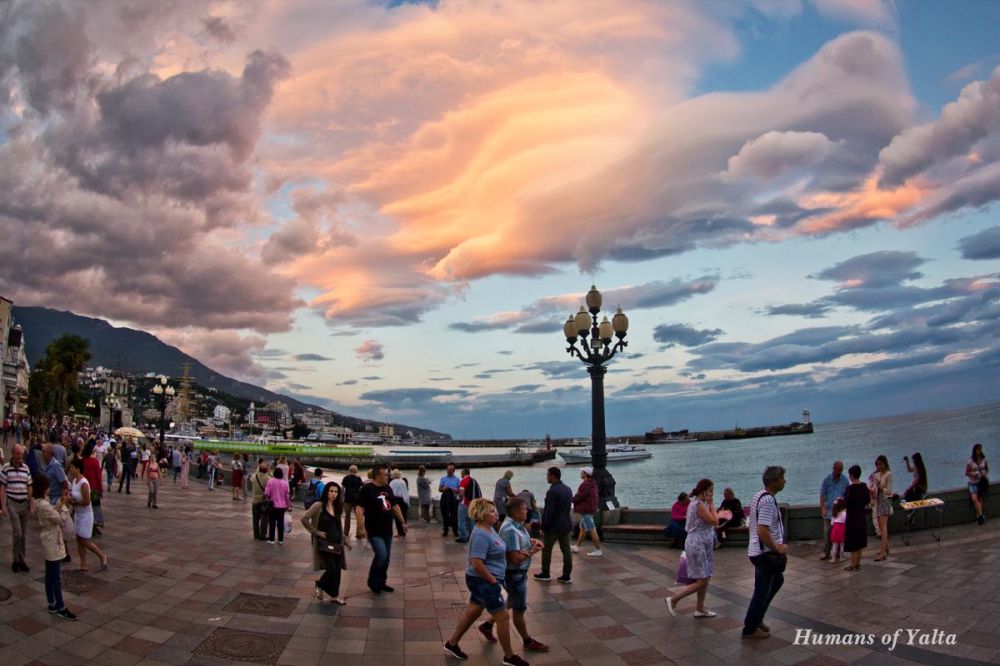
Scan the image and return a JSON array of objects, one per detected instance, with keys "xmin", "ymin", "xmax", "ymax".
[{"xmin": 830, "ymin": 497, "xmax": 846, "ymax": 563}]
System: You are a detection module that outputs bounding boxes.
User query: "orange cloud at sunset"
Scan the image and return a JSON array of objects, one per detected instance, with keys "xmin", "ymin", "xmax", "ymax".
[{"xmin": 797, "ymin": 174, "xmax": 926, "ymax": 235}]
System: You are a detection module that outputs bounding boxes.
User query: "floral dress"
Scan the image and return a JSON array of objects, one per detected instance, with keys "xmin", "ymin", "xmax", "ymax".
[{"xmin": 683, "ymin": 498, "xmax": 715, "ymax": 579}]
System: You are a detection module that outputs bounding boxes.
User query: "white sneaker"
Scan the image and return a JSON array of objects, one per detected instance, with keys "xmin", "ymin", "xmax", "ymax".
[
  {"xmin": 570, "ymin": 545, "xmax": 579, "ymax": 553},
  {"xmin": 665, "ymin": 597, "xmax": 677, "ymax": 617},
  {"xmin": 693, "ymin": 609, "xmax": 717, "ymax": 618},
  {"xmin": 587, "ymin": 550, "xmax": 603, "ymax": 557}
]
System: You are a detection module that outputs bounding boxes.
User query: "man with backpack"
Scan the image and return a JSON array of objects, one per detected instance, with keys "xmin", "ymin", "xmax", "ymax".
[
  {"xmin": 303, "ymin": 468, "xmax": 324, "ymax": 509},
  {"xmin": 456, "ymin": 468, "xmax": 482, "ymax": 543}
]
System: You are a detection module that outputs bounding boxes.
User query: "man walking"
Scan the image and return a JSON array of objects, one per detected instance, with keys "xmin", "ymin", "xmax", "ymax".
[
  {"xmin": 171, "ymin": 447, "xmax": 183, "ymax": 484},
  {"xmin": 342, "ymin": 465, "xmax": 363, "ymax": 538},
  {"xmin": 356, "ymin": 464, "xmax": 408, "ymax": 594},
  {"xmin": 117, "ymin": 439, "xmax": 134, "ymax": 494},
  {"xmin": 534, "ymin": 467, "xmax": 573, "ymax": 584},
  {"xmin": 571, "ymin": 467, "xmax": 602, "ymax": 557},
  {"xmin": 457, "ymin": 468, "xmax": 481, "ymax": 543},
  {"xmin": 742, "ymin": 466, "xmax": 787, "ymax": 639},
  {"xmin": 479, "ymin": 497, "xmax": 549, "ymax": 653},
  {"xmin": 818, "ymin": 461, "xmax": 847, "ymax": 561},
  {"xmin": 0, "ymin": 445, "xmax": 34, "ymax": 572},
  {"xmin": 43, "ymin": 444, "xmax": 68, "ymax": 504},
  {"xmin": 439, "ymin": 464, "xmax": 460, "ymax": 537},
  {"xmin": 249, "ymin": 461, "xmax": 272, "ymax": 541}
]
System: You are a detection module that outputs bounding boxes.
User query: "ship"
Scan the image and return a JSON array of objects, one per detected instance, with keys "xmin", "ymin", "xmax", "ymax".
[
  {"xmin": 644, "ymin": 427, "xmax": 697, "ymax": 443},
  {"xmin": 558, "ymin": 443, "xmax": 652, "ymax": 464}
]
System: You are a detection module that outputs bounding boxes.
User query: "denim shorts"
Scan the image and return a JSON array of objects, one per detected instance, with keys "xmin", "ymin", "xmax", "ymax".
[
  {"xmin": 466, "ymin": 574, "xmax": 505, "ymax": 614},
  {"xmin": 504, "ymin": 569, "xmax": 528, "ymax": 612},
  {"xmin": 580, "ymin": 514, "xmax": 596, "ymax": 531}
]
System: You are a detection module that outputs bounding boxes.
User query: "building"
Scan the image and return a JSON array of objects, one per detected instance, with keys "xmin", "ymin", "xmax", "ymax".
[
  {"xmin": 247, "ymin": 401, "xmax": 290, "ymax": 432},
  {"xmin": 1, "ymin": 296, "xmax": 30, "ymax": 424},
  {"xmin": 378, "ymin": 424, "xmax": 395, "ymax": 439},
  {"xmin": 213, "ymin": 404, "xmax": 231, "ymax": 424},
  {"xmin": 101, "ymin": 370, "xmax": 134, "ymax": 430}
]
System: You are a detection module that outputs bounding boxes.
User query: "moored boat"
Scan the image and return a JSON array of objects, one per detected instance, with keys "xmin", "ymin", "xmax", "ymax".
[{"xmin": 558, "ymin": 443, "xmax": 652, "ymax": 464}]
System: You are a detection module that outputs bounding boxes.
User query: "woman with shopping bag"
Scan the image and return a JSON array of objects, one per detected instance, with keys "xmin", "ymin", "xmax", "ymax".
[{"xmin": 665, "ymin": 479, "xmax": 724, "ymax": 619}]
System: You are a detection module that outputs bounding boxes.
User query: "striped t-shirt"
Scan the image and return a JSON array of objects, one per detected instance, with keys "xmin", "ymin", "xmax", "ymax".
[
  {"xmin": 0, "ymin": 463, "xmax": 32, "ymax": 501},
  {"xmin": 747, "ymin": 490, "xmax": 783, "ymax": 557}
]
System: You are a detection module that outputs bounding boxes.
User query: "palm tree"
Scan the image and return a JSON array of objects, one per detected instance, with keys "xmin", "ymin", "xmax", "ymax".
[{"xmin": 30, "ymin": 334, "xmax": 92, "ymax": 421}]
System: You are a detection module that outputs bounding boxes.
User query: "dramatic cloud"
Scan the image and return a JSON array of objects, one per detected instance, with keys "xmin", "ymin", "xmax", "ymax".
[
  {"xmin": 812, "ymin": 251, "xmax": 925, "ymax": 287},
  {"xmin": 354, "ymin": 340, "xmax": 385, "ymax": 362},
  {"xmin": 652, "ymin": 323, "xmax": 724, "ymax": 347},
  {"xmin": 958, "ymin": 226, "xmax": 1000, "ymax": 260},
  {"xmin": 451, "ymin": 277, "xmax": 719, "ymax": 334},
  {"xmin": 0, "ymin": 2, "xmax": 300, "ymax": 333},
  {"xmin": 157, "ymin": 329, "xmax": 267, "ymax": 381}
]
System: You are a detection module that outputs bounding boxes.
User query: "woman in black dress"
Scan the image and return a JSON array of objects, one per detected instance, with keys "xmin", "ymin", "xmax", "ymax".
[
  {"xmin": 843, "ymin": 464, "xmax": 869, "ymax": 572},
  {"xmin": 301, "ymin": 482, "xmax": 351, "ymax": 604}
]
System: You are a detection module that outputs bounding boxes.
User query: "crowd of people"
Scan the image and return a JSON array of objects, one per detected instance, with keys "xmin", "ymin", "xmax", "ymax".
[{"xmin": 3, "ymin": 414, "xmax": 992, "ymax": 659}]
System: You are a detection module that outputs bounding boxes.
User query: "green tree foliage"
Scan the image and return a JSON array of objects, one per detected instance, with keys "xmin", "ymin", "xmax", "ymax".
[{"xmin": 28, "ymin": 334, "xmax": 92, "ymax": 420}]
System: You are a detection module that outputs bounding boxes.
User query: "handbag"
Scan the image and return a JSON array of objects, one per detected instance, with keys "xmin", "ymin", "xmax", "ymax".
[
  {"xmin": 977, "ymin": 475, "xmax": 989, "ymax": 496},
  {"xmin": 317, "ymin": 539, "xmax": 344, "ymax": 556},
  {"xmin": 675, "ymin": 552, "xmax": 695, "ymax": 584},
  {"xmin": 256, "ymin": 475, "xmax": 273, "ymax": 512}
]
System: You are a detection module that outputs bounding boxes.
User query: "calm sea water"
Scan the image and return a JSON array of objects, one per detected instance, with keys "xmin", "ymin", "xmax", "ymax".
[{"xmin": 326, "ymin": 401, "xmax": 998, "ymax": 509}]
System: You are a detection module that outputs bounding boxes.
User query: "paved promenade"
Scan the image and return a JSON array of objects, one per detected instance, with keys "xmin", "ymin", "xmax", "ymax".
[{"xmin": 1, "ymin": 477, "xmax": 998, "ymax": 665}]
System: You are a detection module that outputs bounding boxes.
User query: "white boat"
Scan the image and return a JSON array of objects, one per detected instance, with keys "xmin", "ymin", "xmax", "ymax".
[{"xmin": 558, "ymin": 443, "xmax": 652, "ymax": 464}]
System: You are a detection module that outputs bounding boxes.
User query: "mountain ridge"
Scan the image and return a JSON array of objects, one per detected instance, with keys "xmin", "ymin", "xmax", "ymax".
[{"xmin": 12, "ymin": 306, "xmax": 445, "ymax": 437}]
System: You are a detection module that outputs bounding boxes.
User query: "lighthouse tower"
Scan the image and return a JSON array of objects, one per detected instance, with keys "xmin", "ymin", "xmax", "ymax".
[{"xmin": 802, "ymin": 409, "xmax": 811, "ymax": 425}]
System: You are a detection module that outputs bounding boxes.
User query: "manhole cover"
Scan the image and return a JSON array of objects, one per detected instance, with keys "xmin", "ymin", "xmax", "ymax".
[
  {"xmin": 223, "ymin": 592, "xmax": 298, "ymax": 618},
  {"xmin": 60, "ymin": 570, "xmax": 103, "ymax": 595},
  {"xmin": 194, "ymin": 627, "xmax": 289, "ymax": 664},
  {"xmin": 0, "ymin": 586, "xmax": 11, "ymax": 602}
]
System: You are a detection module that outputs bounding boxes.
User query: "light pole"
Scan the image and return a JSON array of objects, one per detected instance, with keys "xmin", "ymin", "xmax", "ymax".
[
  {"xmin": 86, "ymin": 399, "xmax": 96, "ymax": 424},
  {"xmin": 103, "ymin": 395, "xmax": 120, "ymax": 433},
  {"xmin": 563, "ymin": 285, "xmax": 629, "ymax": 508},
  {"xmin": 151, "ymin": 375, "xmax": 175, "ymax": 447}
]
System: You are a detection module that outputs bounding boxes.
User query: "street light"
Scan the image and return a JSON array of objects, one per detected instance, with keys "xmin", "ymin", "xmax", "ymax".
[
  {"xmin": 563, "ymin": 285, "xmax": 629, "ymax": 508},
  {"xmin": 151, "ymin": 375, "xmax": 175, "ymax": 446},
  {"xmin": 86, "ymin": 399, "xmax": 96, "ymax": 424},
  {"xmin": 103, "ymin": 395, "xmax": 120, "ymax": 433}
]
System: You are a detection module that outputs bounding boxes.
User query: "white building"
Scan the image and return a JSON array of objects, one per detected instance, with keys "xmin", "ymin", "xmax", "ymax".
[
  {"xmin": 213, "ymin": 404, "xmax": 231, "ymax": 424},
  {"xmin": 1, "ymin": 296, "xmax": 29, "ymax": 423}
]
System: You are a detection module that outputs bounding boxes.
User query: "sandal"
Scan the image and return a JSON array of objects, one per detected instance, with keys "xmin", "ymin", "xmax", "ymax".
[
  {"xmin": 874, "ymin": 555, "xmax": 886, "ymax": 562},
  {"xmin": 843, "ymin": 564, "xmax": 859, "ymax": 572}
]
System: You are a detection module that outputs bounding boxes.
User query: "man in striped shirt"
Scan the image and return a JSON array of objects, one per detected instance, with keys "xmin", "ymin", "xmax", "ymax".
[
  {"xmin": 0, "ymin": 445, "xmax": 34, "ymax": 572},
  {"xmin": 742, "ymin": 465, "xmax": 787, "ymax": 640}
]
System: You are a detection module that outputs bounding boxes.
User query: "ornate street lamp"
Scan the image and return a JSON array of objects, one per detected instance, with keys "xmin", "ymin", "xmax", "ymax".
[
  {"xmin": 563, "ymin": 285, "xmax": 629, "ymax": 507},
  {"xmin": 103, "ymin": 395, "xmax": 120, "ymax": 433},
  {"xmin": 86, "ymin": 399, "xmax": 96, "ymax": 424},
  {"xmin": 151, "ymin": 375, "xmax": 175, "ymax": 446}
]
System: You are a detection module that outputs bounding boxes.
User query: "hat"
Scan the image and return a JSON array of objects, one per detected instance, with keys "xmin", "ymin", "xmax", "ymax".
[{"xmin": 581, "ymin": 466, "xmax": 593, "ymax": 477}]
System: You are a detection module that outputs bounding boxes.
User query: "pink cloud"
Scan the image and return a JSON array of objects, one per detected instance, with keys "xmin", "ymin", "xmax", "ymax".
[{"xmin": 354, "ymin": 340, "xmax": 385, "ymax": 362}]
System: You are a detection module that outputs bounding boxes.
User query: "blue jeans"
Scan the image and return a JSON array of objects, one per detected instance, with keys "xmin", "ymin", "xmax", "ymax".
[
  {"xmin": 743, "ymin": 554, "xmax": 784, "ymax": 634},
  {"xmin": 367, "ymin": 534, "xmax": 393, "ymax": 590},
  {"xmin": 45, "ymin": 559, "xmax": 65, "ymax": 610},
  {"xmin": 458, "ymin": 503, "xmax": 470, "ymax": 540}
]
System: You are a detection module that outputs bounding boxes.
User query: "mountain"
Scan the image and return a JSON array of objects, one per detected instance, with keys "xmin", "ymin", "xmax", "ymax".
[{"xmin": 12, "ymin": 306, "xmax": 446, "ymax": 437}]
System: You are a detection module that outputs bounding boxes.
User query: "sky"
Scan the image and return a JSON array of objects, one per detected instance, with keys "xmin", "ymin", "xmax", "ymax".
[{"xmin": 2, "ymin": 0, "xmax": 999, "ymax": 438}]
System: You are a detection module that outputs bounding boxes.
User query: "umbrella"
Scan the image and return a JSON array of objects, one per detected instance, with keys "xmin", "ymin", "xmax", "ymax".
[{"xmin": 114, "ymin": 426, "xmax": 145, "ymax": 439}]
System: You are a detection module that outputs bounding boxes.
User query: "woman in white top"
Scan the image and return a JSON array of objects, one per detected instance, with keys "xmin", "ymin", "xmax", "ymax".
[
  {"xmin": 67, "ymin": 459, "xmax": 109, "ymax": 572},
  {"xmin": 868, "ymin": 455, "xmax": 893, "ymax": 561}
]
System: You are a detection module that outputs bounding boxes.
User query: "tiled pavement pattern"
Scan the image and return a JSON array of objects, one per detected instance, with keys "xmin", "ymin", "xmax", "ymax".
[{"xmin": 1, "ymin": 477, "xmax": 998, "ymax": 665}]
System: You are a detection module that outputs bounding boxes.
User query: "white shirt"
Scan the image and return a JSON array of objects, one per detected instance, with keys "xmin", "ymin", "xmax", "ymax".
[
  {"xmin": 389, "ymin": 478, "xmax": 409, "ymax": 503},
  {"xmin": 747, "ymin": 490, "xmax": 783, "ymax": 557}
]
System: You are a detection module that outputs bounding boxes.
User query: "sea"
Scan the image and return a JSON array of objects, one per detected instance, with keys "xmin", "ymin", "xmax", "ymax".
[{"xmin": 324, "ymin": 401, "xmax": 999, "ymax": 510}]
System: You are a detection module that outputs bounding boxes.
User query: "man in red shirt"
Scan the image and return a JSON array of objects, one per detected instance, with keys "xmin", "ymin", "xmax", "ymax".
[{"xmin": 456, "ymin": 468, "xmax": 482, "ymax": 543}]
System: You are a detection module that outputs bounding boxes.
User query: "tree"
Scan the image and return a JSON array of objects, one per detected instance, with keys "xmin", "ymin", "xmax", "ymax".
[{"xmin": 29, "ymin": 334, "xmax": 92, "ymax": 421}]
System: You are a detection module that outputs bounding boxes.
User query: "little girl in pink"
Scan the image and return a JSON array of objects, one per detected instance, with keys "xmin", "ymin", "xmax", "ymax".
[{"xmin": 830, "ymin": 497, "xmax": 846, "ymax": 563}]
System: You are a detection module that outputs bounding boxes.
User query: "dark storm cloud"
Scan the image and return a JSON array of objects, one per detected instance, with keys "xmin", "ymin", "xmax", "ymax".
[
  {"xmin": 0, "ymin": 3, "xmax": 300, "ymax": 334},
  {"xmin": 359, "ymin": 388, "xmax": 470, "ymax": 405},
  {"xmin": 958, "ymin": 226, "xmax": 1000, "ymax": 260},
  {"xmin": 361, "ymin": 376, "xmax": 382, "ymax": 381},
  {"xmin": 294, "ymin": 353, "xmax": 334, "ymax": 362},
  {"xmin": 812, "ymin": 251, "xmax": 925, "ymax": 287},
  {"xmin": 203, "ymin": 16, "xmax": 237, "ymax": 43},
  {"xmin": 764, "ymin": 302, "xmax": 833, "ymax": 318},
  {"xmin": 652, "ymin": 323, "xmax": 724, "ymax": 347}
]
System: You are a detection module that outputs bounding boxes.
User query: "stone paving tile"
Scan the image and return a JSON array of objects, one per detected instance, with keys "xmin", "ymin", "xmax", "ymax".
[{"xmin": 4, "ymin": 478, "xmax": 1000, "ymax": 664}]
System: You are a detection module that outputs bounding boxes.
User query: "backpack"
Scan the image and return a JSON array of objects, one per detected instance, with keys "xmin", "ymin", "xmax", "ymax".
[{"xmin": 304, "ymin": 479, "xmax": 322, "ymax": 508}]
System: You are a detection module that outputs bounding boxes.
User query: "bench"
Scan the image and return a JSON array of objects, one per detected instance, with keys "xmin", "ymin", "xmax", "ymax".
[{"xmin": 600, "ymin": 523, "xmax": 749, "ymax": 545}]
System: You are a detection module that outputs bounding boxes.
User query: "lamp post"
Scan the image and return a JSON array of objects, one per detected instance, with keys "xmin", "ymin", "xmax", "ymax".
[
  {"xmin": 151, "ymin": 375, "xmax": 175, "ymax": 447},
  {"xmin": 563, "ymin": 285, "xmax": 629, "ymax": 508},
  {"xmin": 86, "ymin": 400, "xmax": 96, "ymax": 424},
  {"xmin": 103, "ymin": 395, "xmax": 120, "ymax": 433}
]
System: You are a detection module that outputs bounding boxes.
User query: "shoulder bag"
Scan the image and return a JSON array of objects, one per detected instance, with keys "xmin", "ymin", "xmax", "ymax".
[
  {"xmin": 256, "ymin": 475, "xmax": 273, "ymax": 512},
  {"xmin": 754, "ymin": 493, "xmax": 787, "ymax": 574}
]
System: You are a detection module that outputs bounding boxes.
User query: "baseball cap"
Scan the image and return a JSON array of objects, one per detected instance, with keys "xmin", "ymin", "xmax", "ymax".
[{"xmin": 581, "ymin": 466, "xmax": 593, "ymax": 476}]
